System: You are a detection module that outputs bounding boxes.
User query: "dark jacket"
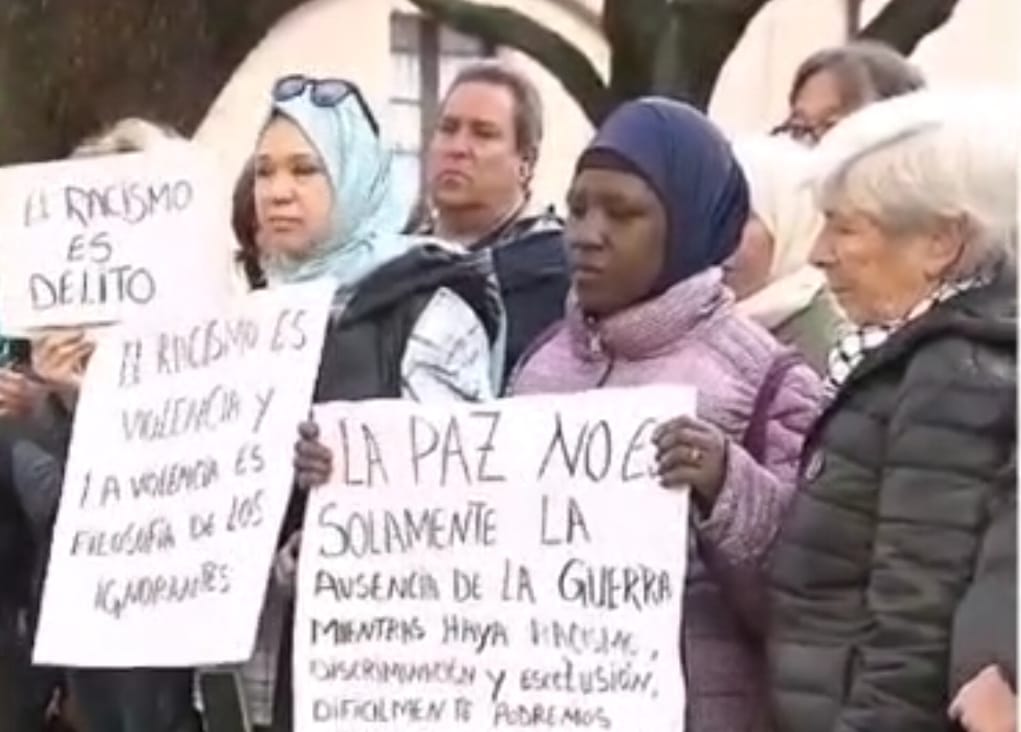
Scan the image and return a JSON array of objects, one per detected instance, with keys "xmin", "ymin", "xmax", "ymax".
[
  {"xmin": 483, "ymin": 212, "xmax": 569, "ymax": 382},
  {"xmin": 314, "ymin": 241, "xmax": 502, "ymax": 401},
  {"xmin": 0, "ymin": 406, "xmax": 73, "ymax": 730},
  {"xmin": 421, "ymin": 210, "xmax": 570, "ymax": 386},
  {"xmin": 949, "ymin": 482, "xmax": 1016, "ymax": 697},
  {"xmin": 0, "ymin": 400, "xmax": 71, "ymax": 623},
  {"xmin": 768, "ymin": 266, "xmax": 1017, "ymax": 732},
  {"xmin": 0, "ymin": 426, "xmax": 34, "ymax": 629}
]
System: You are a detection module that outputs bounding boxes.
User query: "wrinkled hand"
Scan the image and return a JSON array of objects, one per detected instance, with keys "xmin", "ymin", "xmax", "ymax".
[
  {"xmin": 950, "ymin": 665, "xmax": 1017, "ymax": 732},
  {"xmin": 31, "ymin": 329, "xmax": 93, "ymax": 394},
  {"xmin": 0, "ymin": 368, "xmax": 45, "ymax": 419},
  {"xmin": 294, "ymin": 420, "xmax": 333, "ymax": 490},
  {"xmin": 273, "ymin": 531, "xmax": 302, "ymax": 590},
  {"xmin": 653, "ymin": 416, "xmax": 728, "ymax": 512}
]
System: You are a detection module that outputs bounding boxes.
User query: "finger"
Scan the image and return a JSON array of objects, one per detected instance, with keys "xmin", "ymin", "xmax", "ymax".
[
  {"xmin": 654, "ymin": 426, "xmax": 707, "ymax": 455},
  {"xmin": 298, "ymin": 420, "xmax": 320, "ymax": 440},
  {"xmin": 294, "ymin": 458, "xmax": 331, "ymax": 480},
  {"xmin": 657, "ymin": 448, "xmax": 700, "ymax": 476},
  {"xmin": 295, "ymin": 440, "xmax": 332, "ymax": 463},
  {"xmin": 296, "ymin": 472, "xmax": 330, "ymax": 491},
  {"xmin": 673, "ymin": 427, "xmax": 719, "ymax": 452},
  {"xmin": 0, "ymin": 370, "xmax": 27, "ymax": 385},
  {"xmin": 653, "ymin": 415, "xmax": 699, "ymax": 443},
  {"xmin": 294, "ymin": 456, "xmax": 331, "ymax": 478},
  {"xmin": 658, "ymin": 464, "xmax": 702, "ymax": 489}
]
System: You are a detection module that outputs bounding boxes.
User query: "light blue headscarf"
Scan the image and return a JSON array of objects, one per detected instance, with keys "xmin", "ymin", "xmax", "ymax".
[{"xmin": 261, "ymin": 89, "xmax": 410, "ymax": 290}]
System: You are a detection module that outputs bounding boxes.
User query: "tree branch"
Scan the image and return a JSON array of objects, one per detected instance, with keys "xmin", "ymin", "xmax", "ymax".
[
  {"xmin": 857, "ymin": 0, "xmax": 960, "ymax": 55},
  {"xmin": 652, "ymin": 0, "xmax": 771, "ymax": 110},
  {"xmin": 603, "ymin": 0, "xmax": 666, "ymax": 103},
  {"xmin": 408, "ymin": 0, "xmax": 612, "ymax": 124}
]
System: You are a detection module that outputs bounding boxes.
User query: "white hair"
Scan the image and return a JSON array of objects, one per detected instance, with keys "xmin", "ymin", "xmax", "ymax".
[
  {"xmin": 72, "ymin": 117, "xmax": 182, "ymax": 158},
  {"xmin": 812, "ymin": 90, "xmax": 1019, "ymax": 279}
]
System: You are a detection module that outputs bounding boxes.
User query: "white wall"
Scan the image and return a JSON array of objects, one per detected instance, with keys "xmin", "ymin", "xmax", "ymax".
[
  {"xmin": 194, "ymin": 0, "xmax": 392, "ymax": 199},
  {"xmin": 195, "ymin": 0, "xmax": 1019, "ymax": 244}
]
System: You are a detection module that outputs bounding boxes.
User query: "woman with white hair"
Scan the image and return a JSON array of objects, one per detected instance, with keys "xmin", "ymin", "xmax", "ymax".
[
  {"xmin": 726, "ymin": 135, "xmax": 842, "ymax": 372},
  {"xmin": 768, "ymin": 92, "xmax": 1017, "ymax": 732}
]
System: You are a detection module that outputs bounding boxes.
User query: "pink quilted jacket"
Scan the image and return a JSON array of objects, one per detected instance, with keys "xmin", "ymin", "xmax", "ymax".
[{"xmin": 512, "ymin": 268, "xmax": 824, "ymax": 732}]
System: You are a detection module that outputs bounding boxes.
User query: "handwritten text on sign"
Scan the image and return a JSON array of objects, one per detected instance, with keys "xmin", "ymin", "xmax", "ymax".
[
  {"xmin": 33, "ymin": 281, "xmax": 333, "ymax": 667},
  {"xmin": 0, "ymin": 148, "xmax": 231, "ymax": 332},
  {"xmin": 297, "ymin": 388, "xmax": 693, "ymax": 731}
]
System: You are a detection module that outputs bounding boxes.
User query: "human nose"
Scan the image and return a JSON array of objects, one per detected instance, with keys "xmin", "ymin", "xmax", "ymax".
[
  {"xmin": 267, "ymin": 171, "xmax": 296, "ymax": 203},
  {"xmin": 567, "ymin": 210, "xmax": 606, "ymax": 254},
  {"xmin": 809, "ymin": 228, "xmax": 835, "ymax": 270},
  {"xmin": 437, "ymin": 127, "xmax": 471, "ymax": 159}
]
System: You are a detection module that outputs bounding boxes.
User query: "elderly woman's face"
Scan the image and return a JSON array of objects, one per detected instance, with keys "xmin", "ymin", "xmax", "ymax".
[
  {"xmin": 566, "ymin": 168, "xmax": 666, "ymax": 317},
  {"xmin": 811, "ymin": 207, "xmax": 961, "ymax": 325},
  {"xmin": 254, "ymin": 117, "xmax": 333, "ymax": 259}
]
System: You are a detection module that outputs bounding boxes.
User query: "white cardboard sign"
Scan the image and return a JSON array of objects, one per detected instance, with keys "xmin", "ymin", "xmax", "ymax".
[
  {"xmin": 33, "ymin": 281, "xmax": 334, "ymax": 667},
  {"xmin": 296, "ymin": 387, "xmax": 693, "ymax": 731},
  {"xmin": 0, "ymin": 148, "xmax": 232, "ymax": 333}
]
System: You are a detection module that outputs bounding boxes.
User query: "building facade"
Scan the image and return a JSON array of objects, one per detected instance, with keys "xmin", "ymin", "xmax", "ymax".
[{"xmin": 196, "ymin": 0, "xmax": 1019, "ymax": 227}]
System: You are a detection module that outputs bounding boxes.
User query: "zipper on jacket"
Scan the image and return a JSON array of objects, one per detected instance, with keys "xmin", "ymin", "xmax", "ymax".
[{"xmin": 586, "ymin": 319, "xmax": 616, "ymax": 387}]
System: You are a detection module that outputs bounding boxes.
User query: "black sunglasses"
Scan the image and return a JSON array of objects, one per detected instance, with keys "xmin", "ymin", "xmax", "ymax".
[{"xmin": 272, "ymin": 75, "xmax": 380, "ymax": 136}]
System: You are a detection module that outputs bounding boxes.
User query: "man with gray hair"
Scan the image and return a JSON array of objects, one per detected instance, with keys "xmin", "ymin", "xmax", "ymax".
[
  {"xmin": 420, "ymin": 60, "xmax": 569, "ymax": 385},
  {"xmin": 768, "ymin": 90, "xmax": 1017, "ymax": 732}
]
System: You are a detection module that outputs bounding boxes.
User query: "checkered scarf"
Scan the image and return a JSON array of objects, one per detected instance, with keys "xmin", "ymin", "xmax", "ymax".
[{"xmin": 826, "ymin": 277, "xmax": 989, "ymax": 394}]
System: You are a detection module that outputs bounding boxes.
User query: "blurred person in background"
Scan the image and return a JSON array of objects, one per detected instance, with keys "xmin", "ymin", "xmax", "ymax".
[
  {"xmin": 726, "ymin": 134, "xmax": 842, "ymax": 372},
  {"xmin": 774, "ymin": 40, "xmax": 925, "ymax": 146}
]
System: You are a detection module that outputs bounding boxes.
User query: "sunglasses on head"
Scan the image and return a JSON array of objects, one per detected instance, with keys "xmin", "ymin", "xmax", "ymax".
[{"xmin": 271, "ymin": 74, "xmax": 380, "ymax": 136}]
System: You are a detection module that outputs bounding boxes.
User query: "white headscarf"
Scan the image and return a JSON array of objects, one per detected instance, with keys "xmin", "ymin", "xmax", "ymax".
[{"xmin": 732, "ymin": 134, "xmax": 827, "ymax": 329}]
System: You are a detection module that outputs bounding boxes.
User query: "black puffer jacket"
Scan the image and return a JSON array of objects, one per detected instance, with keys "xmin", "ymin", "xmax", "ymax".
[
  {"xmin": 768, "ymin": 267, "xmax": 1017, "ymax": 732},
  {"xmin": 949, "ymin": 478, "xmax": 1015, "ymax": 698}
]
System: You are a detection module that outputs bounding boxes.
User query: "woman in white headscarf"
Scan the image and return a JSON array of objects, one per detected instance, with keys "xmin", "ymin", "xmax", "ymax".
[{"xmin": 725, "ymin": 135, "xmax": 842, "ymax": 372}]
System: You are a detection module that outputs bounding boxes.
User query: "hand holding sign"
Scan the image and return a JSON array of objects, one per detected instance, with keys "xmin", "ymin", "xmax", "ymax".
[
  {"xmin": 0, "ymin": 368, "xmax": 45, "ymax": 418},
  {"xmin": 31, "ymin": 329, "xmax": 95, "ymax": 404},
  {"xmin": 32, "ymin": 281, "xmax": 333, "ymax": 668},
  {"xmin": 653, "ymin": 416, "xmax": 728, "ymax": 512},
  {"xmin": 294, "ymin": 420, "xmax": 333, "ymax": 490}
]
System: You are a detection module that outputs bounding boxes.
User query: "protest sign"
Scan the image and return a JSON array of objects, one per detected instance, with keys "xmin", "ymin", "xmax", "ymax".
[
  {"xmin": 33, "ymin": 281, "xmax": 333, "ymax": 667},
  {"xmin": 296, "ymin": 387, "xmax": 693, "ymax": 732},
  {"xmin": 0, "ymin": 147, "xmax": 232, "ymax": 333}
]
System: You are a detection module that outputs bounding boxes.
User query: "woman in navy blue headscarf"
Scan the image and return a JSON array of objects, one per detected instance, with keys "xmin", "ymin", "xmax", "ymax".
[{"xmin": 512, "ymin": 98, "xmax": 823, "ymax": 731}]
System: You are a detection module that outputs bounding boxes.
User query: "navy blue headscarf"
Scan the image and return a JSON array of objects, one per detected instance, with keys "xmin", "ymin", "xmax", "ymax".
[{"xmin": 578, "ymin": 97, "xmax": 749, "ymax": 296}]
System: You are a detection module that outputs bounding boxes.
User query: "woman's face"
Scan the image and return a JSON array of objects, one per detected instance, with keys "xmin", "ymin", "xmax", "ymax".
[
  {"xmin": 254, "ymin": 117, "xmax": 333, "ymax": 259},
  {"xmin": 565, "ymin": 167, "xmax": 667, "ymax": 317},
  {"xmin": 811, "ymin": 206, "xmax": 961, "ymax": 325},
  {"xmin": 785, "ymin": 69, "xmax": 848, "ymax": 146},
  {"xmin": 724, "ymin": 214, "xmax": 775, "ymax": 299}
]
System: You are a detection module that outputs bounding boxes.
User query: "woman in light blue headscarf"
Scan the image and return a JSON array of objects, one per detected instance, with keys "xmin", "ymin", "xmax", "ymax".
[
  {"xmin": 237, "ymin": 76, "xmax": 503, "ymax": 731},
  {"xmin": 252, "ymin": 76, "xmax": 503, "ymax": 398}
]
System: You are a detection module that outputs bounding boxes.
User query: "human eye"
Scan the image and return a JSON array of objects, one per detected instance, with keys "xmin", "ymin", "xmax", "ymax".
[{"xmin": 291, "ymin": 158, "xmax": 323, "ymax": 177}]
